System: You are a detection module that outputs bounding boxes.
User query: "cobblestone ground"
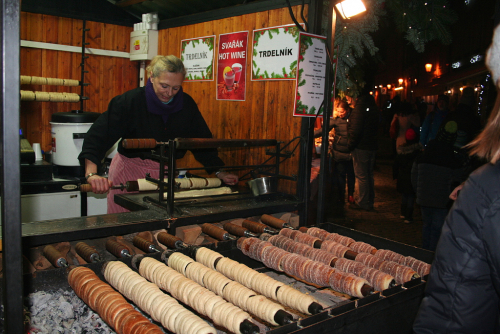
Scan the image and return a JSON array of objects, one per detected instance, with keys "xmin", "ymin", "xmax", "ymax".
[{"xmin": 324, "ymin": 136, "xmax": 424, "ymax": 248}]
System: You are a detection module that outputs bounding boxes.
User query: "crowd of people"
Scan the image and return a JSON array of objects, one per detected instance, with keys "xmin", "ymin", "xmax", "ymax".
[
  {"xmin": 316, "ymin": 22, "xmax": 500, "ymax": 333},
  {"xmin": 317, "ymin": 81, "xmax": 484, "ymax": 252}
]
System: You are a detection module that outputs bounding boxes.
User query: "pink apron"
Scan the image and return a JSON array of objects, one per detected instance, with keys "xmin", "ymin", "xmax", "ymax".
[{"xmin": 107, "ymin": 153, "xmax": 161, "ymax": 214}]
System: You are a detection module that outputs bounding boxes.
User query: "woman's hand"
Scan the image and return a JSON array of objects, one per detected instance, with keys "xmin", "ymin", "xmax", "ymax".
[
  {"xmin": 216, "ymin": 171, "xmax": 239, "ymax": 186},
  {"xmin": 449, "ymin": 183, "xmax": 464, "ymax": 201},
  {"xmin": 87, "ymin": 174, "xmax": 113, "ymax": 194}
]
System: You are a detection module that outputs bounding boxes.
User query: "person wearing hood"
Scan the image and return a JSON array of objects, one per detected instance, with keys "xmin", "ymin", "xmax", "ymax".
[{"xmin": 414, "ymin": 22, "xmax": 500, "ymax": 333}]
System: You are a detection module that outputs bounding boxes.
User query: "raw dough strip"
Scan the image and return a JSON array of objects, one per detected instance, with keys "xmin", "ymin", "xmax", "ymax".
[
  {"xmin": 171, "ymin": 253, "xmax": 286, "ymax": 326},
  {"xmin": 374, "ymin": 249, "xmax": 406, "ymax": 264},
  {"xmin": 320, "ymin": 240, "xmax": 350, "ymax": 258},
  {"xmin": 139, "ymin": 257, "xmax": 251, "ymax": 334},
  {"xmin": 404, "ymin": 256, "xmax": 431, "ymax": 277},
  {"xmin": 349, "ymin": 241, "xmax": 377, "ymax": 255},
  {"xmin": 104, "ymin": 260, "xmax": 214, "ymax": 334},
  {"xmin": 334, "ymin": 258, "xmax": 394, "ymax": 291},
  {"xmin": 210, "ymin": 245, "xmax": 320, "ymax": 315},
  {"xmin": 164, "ymin": 186, "xmax": 232, "ymax": 198},
  {"xmin": 68, "ymin": 266, "xmax": 164, "ymax": 334}
]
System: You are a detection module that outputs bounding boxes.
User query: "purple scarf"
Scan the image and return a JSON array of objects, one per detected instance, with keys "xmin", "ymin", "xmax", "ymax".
[{"xmin": 145, "ymin": 78, "xmax": 184, "ymax": 123}]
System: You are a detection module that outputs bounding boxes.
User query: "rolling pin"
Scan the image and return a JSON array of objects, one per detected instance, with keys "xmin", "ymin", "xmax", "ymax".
[
  {"xmin": 156, "ymin": 232, "xmax": 188, "ymax": 249},
  {"xmin": 223, "ymin": 222, "xmax": 258, "ymax": 238},
  {"xmin": 202, "ymin": 223, "xmax": 236, "ymax": 241},
  {"xmin": 260, "ymin": 214, "xmax": 294, "ymax": 229},
  {"xmin": 242, "ymin": 219, "xmax": 278, "ymax": 235},
  {"xmin": 80, "ymin": 181, "xmax": 139, "ymax": 193}
]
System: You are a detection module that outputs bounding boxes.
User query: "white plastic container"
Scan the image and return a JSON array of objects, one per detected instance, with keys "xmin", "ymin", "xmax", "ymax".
[{"xmin": 50, "ymin": 110, "xmax": 100, "ymax": 167}]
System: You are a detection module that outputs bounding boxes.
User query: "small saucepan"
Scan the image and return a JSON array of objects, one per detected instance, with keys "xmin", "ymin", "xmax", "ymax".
[{"xmin": 247, "ymin": 176, "xmax": 278, "ymax": 196}]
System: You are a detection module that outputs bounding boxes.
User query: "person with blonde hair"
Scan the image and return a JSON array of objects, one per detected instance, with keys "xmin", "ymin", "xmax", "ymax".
[
  {"xmin": 79, "ymin": 55, "xmax": 238, "ymax": 213},
  {"xmin": 413, "ymin": 23, "xmax": 500, "ymax": 333}
]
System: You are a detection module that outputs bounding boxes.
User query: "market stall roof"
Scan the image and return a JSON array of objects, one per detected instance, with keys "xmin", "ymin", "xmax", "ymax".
[{"xmin": 21, "ymin": 0, "xmax": 309, "ymax": 27}]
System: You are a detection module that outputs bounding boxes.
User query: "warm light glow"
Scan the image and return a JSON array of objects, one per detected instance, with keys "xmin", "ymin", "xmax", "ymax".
[
  {"xmin": 398, "ymin": 78, "xmax": 403, "ymax": 85},
  {"xmin": 425, "ymin": 63, "xmax": 433, "ymax": 72},
  {"xmin": 387, "ymin": 84, "xmax": 392, "ymax": 89},
  {"xmin": 394, "ymin": 87, "xmax": 403, "ymax": 91},
  {"xmin": 448, "ymin": 90, "xmax": 451, "ymax": 94},
  {"xmin": 369, "ymin": 91, "xmax": 373, "ymax": 95},
  {"xmin": 335, "ymin": 0, "xmax": 367, "ymax": 19},
  {"xmin": 414, "ymin": 79, "xmax": 417, "ymax": 84},
  {"xmin": 460, "ymin": 87, "xmax": 463, "ymax": 92}
]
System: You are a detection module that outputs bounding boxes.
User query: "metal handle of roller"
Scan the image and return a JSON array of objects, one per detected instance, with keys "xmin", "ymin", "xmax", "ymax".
[
  {"xmin": 43, "ymin": 245, "xmax": 68, "ymax": 268},
  {"xmin": 202, "ymin": 223, "xmax": 234, "ymax": 241},
  {"xmin": 260, "ymin": 214, "xmax": 291, "ymax": 229},
  {"xmin": 157, "ymin": 232, "xmax": 186, "ymax": 249},
  {"xmin": 105, "ymin": 239, "xmax": 131, "ymax": 258},
  {"xmin": 223, "ymin": 222, "xmax": 249, "ymax": 237},
  {"xmin": 133, "ymin": 235, "xmax": 160, "ymax": 253},
  {"xmin": 122, "ymin": 138, "xmax": 157, "ymax": 149},
  {"xmin": 75, "ymin": 242, "xmax": 100, "ymax": 263}
]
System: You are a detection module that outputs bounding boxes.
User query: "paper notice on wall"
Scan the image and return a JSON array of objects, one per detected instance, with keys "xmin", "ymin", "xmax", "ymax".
[
  {"xmin": 293, "ymin": 32, "xmax": 327, "ymax": 117},
  {"xmin": 181, "ymin": 36, "xmax": 215, "ymax": 81}
]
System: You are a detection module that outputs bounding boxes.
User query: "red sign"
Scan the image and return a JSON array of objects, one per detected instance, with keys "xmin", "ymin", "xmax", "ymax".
[{"xmin": 217, "ymin": 31, "xmax": 248, "ymax": 101}]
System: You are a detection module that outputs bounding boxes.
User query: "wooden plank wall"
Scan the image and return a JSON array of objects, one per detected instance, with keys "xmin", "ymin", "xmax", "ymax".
[
  {"xmin": 20, "ymin": 12, "xmax": 138, "ymax": 155},
  {"xmin": 20, "ymin": 5, "xmax": 309, "ymax": 194}
]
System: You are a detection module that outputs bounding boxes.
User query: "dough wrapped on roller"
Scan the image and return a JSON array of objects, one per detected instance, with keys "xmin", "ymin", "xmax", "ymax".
[
  {"xmin": 104, "ymin": 261, "xmax": 215, "ymax": 334},
  {"xmin": 138, "ymin": 256, "xmax": 252, "ymax": 334},
  {"xmin": 378, "ymin": 260, "xmax": 419, "ymax": 284},
  {"xmin": 320, "ymin": 240, "xmax": 350, "ymax": 258},
  {"xmin": 241, "ymin": 238, "xmax": 372, "ymax": 298},
  {"xmin": 329, "ymin": 271, "xmax": 368, "ymax": 298},
  {"xmin": 334, "ymin": 258, "xmax": 394, "ymax": 291},
  {"xmin": 349, "ymin": 241, "xmax": 377, "ymax": 255},
  {"xmin": 68, "ymin": 266, "xmax": 164, "ymax": 334},
  {"xmin": 374, "ymin": 249, "xmax": 406, "ymax": 264},
  {"xmin": 169, "ymin": 252, "xmax": 288, "ymax": 326},
  {"xmin": 203, "ymin": 245, "xmax": 321, "ymax": 315},
  {"xmin": 404, "ymin": 256, "xmax": 431, "ymax": 277},
  {"xmin": 305, "ymin": 227, "xmax": 330, "ymax": 240}
]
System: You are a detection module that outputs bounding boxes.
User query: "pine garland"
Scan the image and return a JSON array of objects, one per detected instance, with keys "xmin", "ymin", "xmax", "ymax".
[{"xmin": 323, "ymin": 0, "xmax": 458, "ymax": 95}]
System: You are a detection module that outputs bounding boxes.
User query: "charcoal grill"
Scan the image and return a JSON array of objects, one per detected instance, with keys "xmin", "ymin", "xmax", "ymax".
[{"xmin": 20, "ymin": 221, "xmax": 432, "ymax": 334}]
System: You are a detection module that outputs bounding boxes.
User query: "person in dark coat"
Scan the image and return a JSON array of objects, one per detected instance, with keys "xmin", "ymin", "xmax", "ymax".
[
  {"xmin": 315, "ymin": 101, "xmax": 355, "ymax": 214},
  {"xmin": 347, "ymin": 92, "xmax": 379, "ymax": 211},
  {"xmin": 412, "ymin": 121, "xmax": 469, "ymax": 251},
  {"xmin": 413, "ymin": 23, "xmax": 500, "ymax": 333},
  {"xmin": 393, "ymin": 128, "xmax": 421, "ymax": 223},
  {"xmin": 442, "ymin": 86, "xmax": 481, "ymax": 148}
]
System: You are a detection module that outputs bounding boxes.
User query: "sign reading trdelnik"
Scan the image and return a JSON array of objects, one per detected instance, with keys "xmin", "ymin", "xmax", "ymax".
[
  {"xmin": 251, "ymin": 24, "xmax": 303, "ymax": 81},
  {"xmin": 181, "ymin": 36, "xmax": 215, "ymax": 81}
]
